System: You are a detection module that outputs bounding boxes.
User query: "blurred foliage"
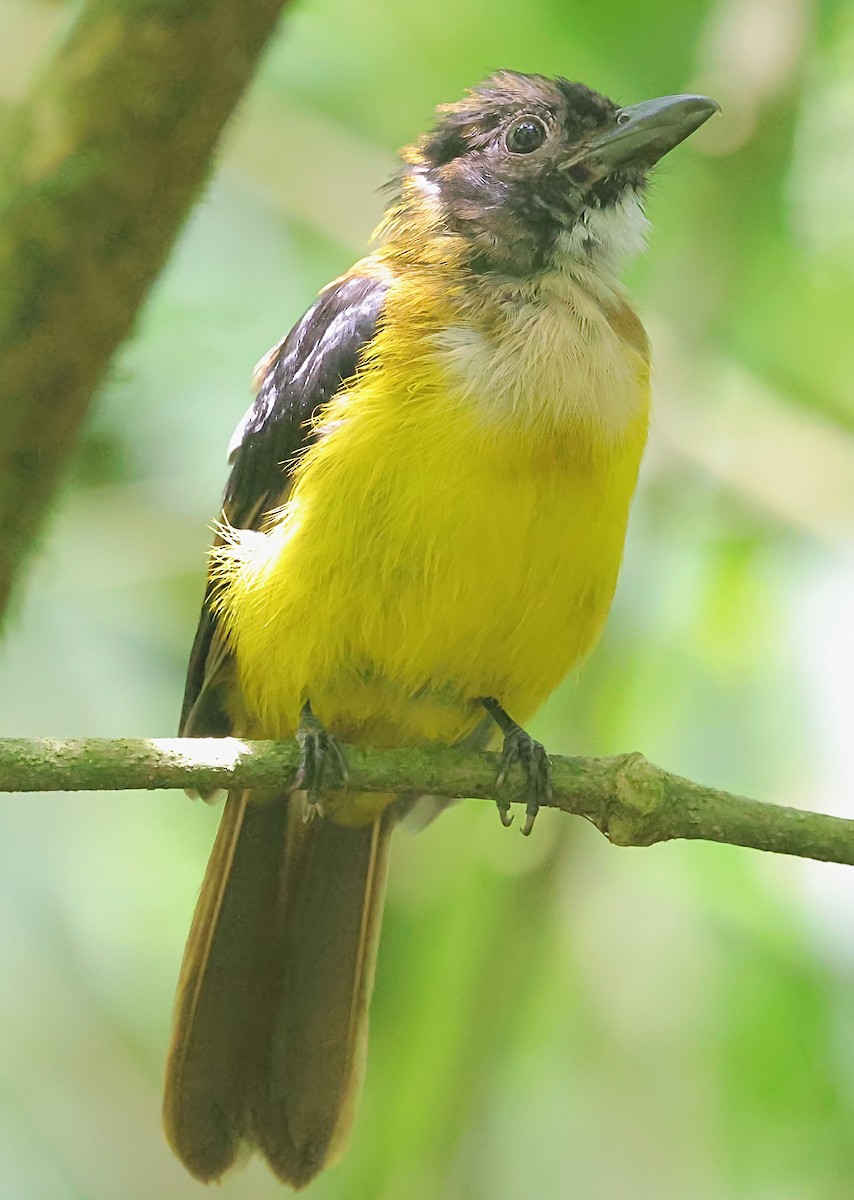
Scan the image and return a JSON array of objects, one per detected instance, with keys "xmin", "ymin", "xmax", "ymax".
[{"xmin": 1, "ymin": 0, "xmax": 853, "ymax": 1198}]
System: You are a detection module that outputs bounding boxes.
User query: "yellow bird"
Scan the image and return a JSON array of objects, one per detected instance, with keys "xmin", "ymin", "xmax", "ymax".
[{"xmin": 164, "ymin": 72, "xmax": 717, "ymax": 1188}]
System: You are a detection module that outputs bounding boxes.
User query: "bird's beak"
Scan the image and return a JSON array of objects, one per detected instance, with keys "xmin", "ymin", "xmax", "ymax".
[{"xmin": 586, "ymin": 94, "xmax": 720, "ymax": 172}]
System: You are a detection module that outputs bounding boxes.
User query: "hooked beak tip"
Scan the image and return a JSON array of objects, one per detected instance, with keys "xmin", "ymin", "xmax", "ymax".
[{"xmin": 586, "ymin": 93, "xmax": 720, "ymax": 174}]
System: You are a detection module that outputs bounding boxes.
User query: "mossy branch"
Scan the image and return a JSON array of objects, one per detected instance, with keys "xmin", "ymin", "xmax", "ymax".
[
  {"xmin": 0, "ymin": 737, "xmax": 851, "ymax": 866},
  {"xmin": 0, "ymin": 0, "xmax": 290, "ymax": 619}
]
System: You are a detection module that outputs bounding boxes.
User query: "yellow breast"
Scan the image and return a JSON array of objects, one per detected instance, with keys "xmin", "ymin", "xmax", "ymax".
[{"xmin": 215, "ymin": 266, "xmax": 650, "ymax": 748}]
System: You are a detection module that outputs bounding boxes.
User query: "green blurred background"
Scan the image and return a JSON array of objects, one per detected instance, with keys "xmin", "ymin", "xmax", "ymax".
[{"xmin": 1, "ymin": 0, "xmax": 854, "ymax": 1196}]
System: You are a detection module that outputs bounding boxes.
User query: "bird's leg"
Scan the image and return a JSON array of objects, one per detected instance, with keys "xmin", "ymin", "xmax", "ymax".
[
  {"xmin": 480, "ymin": 697, "xmax": 553, "ymax": 836},
  {"xmin": 291, "ymin": 700, "xmax": 349, "ymax": 808}
]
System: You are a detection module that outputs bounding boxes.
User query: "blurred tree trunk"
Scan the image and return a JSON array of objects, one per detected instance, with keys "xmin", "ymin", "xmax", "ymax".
[{"xmin": 0, "ymin": 0, "xmax": 291, "ymax": 621}]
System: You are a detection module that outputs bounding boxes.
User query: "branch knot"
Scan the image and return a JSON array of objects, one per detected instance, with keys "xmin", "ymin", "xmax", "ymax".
[{"xmin": 596, "ymin": 752, "xmax": 667, "ymax": 847}]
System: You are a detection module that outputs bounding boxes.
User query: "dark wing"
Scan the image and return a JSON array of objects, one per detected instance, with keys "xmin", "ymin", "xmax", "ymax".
[{"xmin": 179, "ymin": 271, "xmax": 389, "ymax": 736}]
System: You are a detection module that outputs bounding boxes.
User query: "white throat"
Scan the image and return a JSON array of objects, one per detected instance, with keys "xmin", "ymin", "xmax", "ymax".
[
  {"xmin": 431, "ymin": 190, "xmax": 651, "ymax": 437},
  {"xmin": 556, "ymin": 191, "xmax": 650, "ymax": 281}
]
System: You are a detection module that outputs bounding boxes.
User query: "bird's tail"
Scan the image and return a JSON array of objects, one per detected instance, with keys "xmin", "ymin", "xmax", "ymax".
[{"xmin": 163, "ymin": 789, "xmax": 394, "ymax": 1188}]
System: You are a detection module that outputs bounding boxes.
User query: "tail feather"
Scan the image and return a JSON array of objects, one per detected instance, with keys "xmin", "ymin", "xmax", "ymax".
[
  {"xmin": 163, "ymin": 790, "xmax": 394, "ymax": 1188},
  {"xmin": 163, "ymin": 790, "xmax": 291, "ymax": 1181},
  {"xmin": 256, "ymin": 809, "xmax": 393, "ymax": 1186}
]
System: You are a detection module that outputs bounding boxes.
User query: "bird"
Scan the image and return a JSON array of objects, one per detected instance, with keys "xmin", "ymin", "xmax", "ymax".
[{"xmin": 163, "ymin": 71, "xmax": 718, "ymax": 1189}]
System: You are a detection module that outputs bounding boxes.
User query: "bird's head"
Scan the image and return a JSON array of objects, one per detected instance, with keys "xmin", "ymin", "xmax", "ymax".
[{"xmin": 387, "ymin": 71, "xmax": 718, "ymax": 277}]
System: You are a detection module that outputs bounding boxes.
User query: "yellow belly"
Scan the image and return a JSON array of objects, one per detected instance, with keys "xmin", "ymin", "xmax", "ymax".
[{"xmin": 215, "ymin": 348, "xmax": 649, "ymax": 748}]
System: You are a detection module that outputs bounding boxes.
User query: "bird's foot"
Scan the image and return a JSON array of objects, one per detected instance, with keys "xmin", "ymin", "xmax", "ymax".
[
  {"xmin": 481, "ymin": 697, "xmax": 553, "ymax": 836},
  {"xmin": 291, "ymin": 701, "xmax": 349, "ymax": 809}
]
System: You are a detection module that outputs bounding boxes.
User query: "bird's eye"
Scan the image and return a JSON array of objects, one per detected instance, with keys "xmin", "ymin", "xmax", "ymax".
[{"xmin": 505, "ymin": 116, "xmax": 548, "ymax": 154}]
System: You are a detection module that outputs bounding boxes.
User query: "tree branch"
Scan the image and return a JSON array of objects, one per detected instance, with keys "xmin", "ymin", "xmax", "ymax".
[
  {"xmin": 0, "ymin": 0, "xmax": 291, "ymax": 620},
  {"xmin": 0, "ymin": 737, "xmax": 851, "ymax": 866}
]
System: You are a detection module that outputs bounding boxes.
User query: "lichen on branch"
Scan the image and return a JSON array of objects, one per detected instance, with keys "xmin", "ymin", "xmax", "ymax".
[{"xmin": 0, "ymin": 736, "xmax": 851, "ymax": 867}]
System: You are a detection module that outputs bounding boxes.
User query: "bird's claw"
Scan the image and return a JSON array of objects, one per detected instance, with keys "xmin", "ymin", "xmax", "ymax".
[
  {"xmin": 495, "ymin": 725, "xmax": 553, "ymax": 837},
  {"xmin": 291, "ymin": 703, "xmax": 349, "ymax": 807},
  {"xmin": 496, "ymin": 799, "xmax": 514, "ymax": 828}
]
